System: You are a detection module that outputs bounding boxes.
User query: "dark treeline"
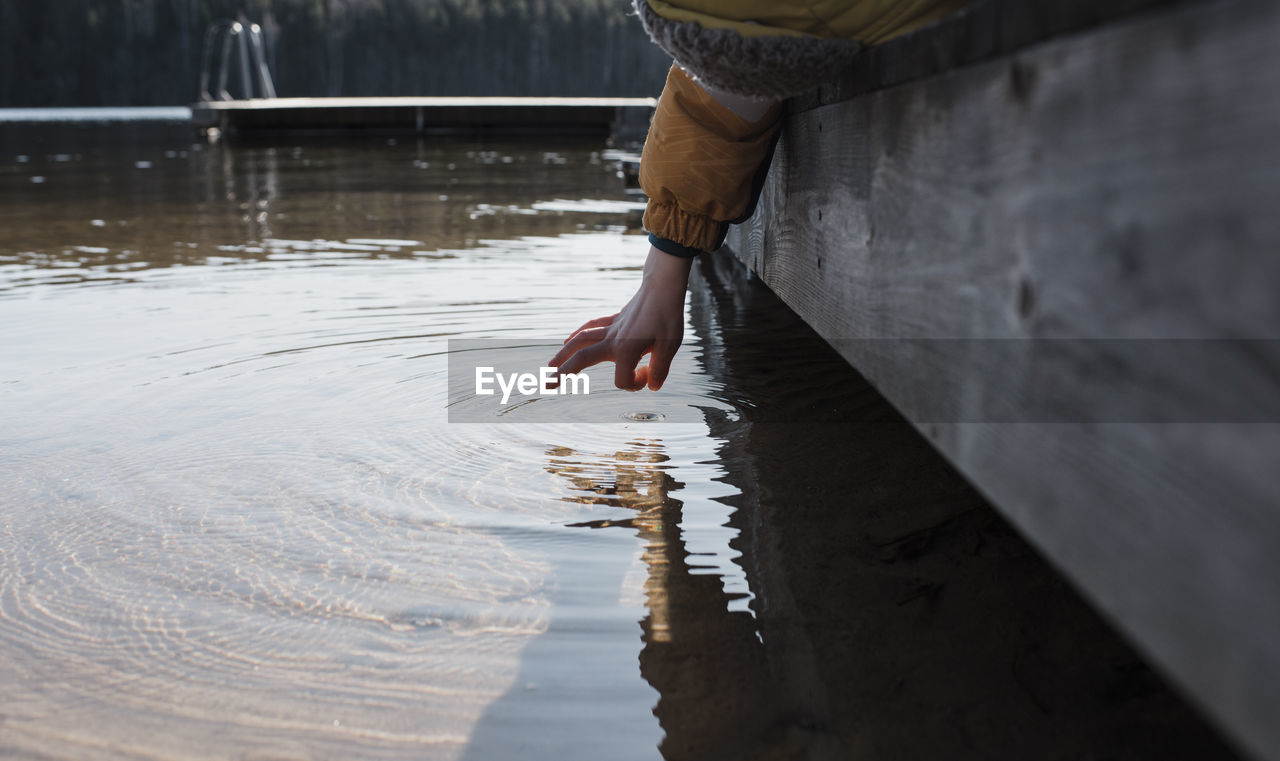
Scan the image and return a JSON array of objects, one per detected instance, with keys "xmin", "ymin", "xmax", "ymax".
[{"xmin": 0, "ymin": 0, "xmax": 673, "ymax": 106}]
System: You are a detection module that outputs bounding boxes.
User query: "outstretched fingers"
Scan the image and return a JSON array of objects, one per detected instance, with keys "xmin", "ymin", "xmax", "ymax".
[
  {"xmin": 564, "ymin": 314, "xmax": 618, "ymax": 344},
  {"xmin": 554, "ymin": 340, "xmax": 612, "ymax": 378},
  {"xmin": 549, "ymin": 326, "xmax": 607, "ymax": 369}
]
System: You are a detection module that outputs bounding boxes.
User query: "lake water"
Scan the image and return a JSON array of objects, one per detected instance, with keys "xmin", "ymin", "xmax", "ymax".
[{"xmin": 0, "ymin": 123, "xmax": 1240, "ymax": 760}]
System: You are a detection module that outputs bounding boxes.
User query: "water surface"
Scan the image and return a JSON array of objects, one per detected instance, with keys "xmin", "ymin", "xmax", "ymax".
[{"xmin": 0, "ymin": 124, "xmax": 1240, "ymax": 761}]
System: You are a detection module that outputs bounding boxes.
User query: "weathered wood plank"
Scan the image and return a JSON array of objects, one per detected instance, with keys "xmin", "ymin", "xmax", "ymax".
[
  {"xmin": 725, "ymin": 1, "xmax": 1280, "ymax": 759},
  {"xmin": 682, "ymin": 252, "xmax": 1244, "ymax": 760}
]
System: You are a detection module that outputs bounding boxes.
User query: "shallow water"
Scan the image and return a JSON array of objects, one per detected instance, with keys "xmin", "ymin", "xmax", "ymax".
[{"xmin": 0, "ymin": 125, "xmax": 1240, "ymax": 760}]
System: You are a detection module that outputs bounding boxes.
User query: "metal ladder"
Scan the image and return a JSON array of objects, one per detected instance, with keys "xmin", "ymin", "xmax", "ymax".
[{"xmin": 199, "ymin": 16, "xmax": 277, "ymax": 101}]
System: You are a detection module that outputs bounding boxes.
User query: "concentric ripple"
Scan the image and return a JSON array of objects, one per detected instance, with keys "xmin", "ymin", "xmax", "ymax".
[{"xmin": 0, "ymin": 134, "xmax": 729, "ymax": 759}]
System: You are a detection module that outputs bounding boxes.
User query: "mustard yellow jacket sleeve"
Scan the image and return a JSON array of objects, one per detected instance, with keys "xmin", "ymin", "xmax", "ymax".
[{"xmin": 640, "ymin": 65, "xmax": 783, "ymax": 254}]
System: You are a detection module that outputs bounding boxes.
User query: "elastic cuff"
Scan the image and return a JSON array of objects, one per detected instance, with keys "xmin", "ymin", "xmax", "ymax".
[
  {"xmin": 643, "ymin": 200, "xmax": 725, "ymax": 252},
  {"xmin": 649, "ymin": 233, "xmax": 704, "ymax": 258}
]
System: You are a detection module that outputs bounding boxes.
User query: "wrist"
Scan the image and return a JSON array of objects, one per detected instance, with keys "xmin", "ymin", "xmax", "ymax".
[{"xmin": 643, "ymin": 245, "xmax": 693, "ymax": 290}]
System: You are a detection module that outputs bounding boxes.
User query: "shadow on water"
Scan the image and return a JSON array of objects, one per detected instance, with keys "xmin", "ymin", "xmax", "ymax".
[{"xmin": 464, "ymin": 253, "xmax": 1241, "ymax": 760}]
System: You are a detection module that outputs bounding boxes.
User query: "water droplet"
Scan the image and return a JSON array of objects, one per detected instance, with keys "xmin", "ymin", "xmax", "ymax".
[{"xmin": 624, "ymin": 411, "xmax": 665, "ymax": 422}]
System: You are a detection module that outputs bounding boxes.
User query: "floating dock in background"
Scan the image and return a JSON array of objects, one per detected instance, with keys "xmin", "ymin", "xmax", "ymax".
[{"xmin": 190, "ymin": 96, "xmax": 656, "ymax": 139}]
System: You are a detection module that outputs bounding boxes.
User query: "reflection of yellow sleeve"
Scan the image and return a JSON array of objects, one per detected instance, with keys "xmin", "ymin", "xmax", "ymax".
[{"xmin": 640, "ymin": 65, "xmax": 782, "ymax": 253}]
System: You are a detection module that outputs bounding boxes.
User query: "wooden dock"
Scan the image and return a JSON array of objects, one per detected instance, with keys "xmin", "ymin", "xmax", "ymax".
[
  {"xmin": 190, "ymin": 96, "xmax": 656, "ymax": 138},
  {"xmin": 725, "ymin": 0, "xmax": 1280, "ymax": 759}
]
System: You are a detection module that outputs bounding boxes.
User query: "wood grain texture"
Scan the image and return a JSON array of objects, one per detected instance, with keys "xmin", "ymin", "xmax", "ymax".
[{"xmin": 725, "ymin": 1, "xmax": 1280, "ymax": 759}]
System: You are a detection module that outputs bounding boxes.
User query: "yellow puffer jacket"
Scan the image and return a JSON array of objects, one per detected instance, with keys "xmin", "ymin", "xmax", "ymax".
[{"xmin": 637, "ymin": 0, "xmax": 971, "ymax": 256}]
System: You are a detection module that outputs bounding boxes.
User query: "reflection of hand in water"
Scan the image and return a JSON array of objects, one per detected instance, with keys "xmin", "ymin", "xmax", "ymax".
[
  {"xmin": 546, "ymin": 440, "xmax": 826, "ymax": 761},
  {"xmin": 547, "ymin": 440, "xmax": 679, "ymax": 529}
]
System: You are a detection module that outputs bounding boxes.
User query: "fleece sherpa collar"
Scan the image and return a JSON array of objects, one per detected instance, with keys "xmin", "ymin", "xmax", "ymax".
[{"xmin": 633, "ymin": 0, "xmax": 862, "ymax": 100}]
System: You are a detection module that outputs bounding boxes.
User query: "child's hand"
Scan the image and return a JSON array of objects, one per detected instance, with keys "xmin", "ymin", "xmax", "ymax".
[{"xmin": 550, "ymin": 245, "xmax": 692, "ymax": 391}]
